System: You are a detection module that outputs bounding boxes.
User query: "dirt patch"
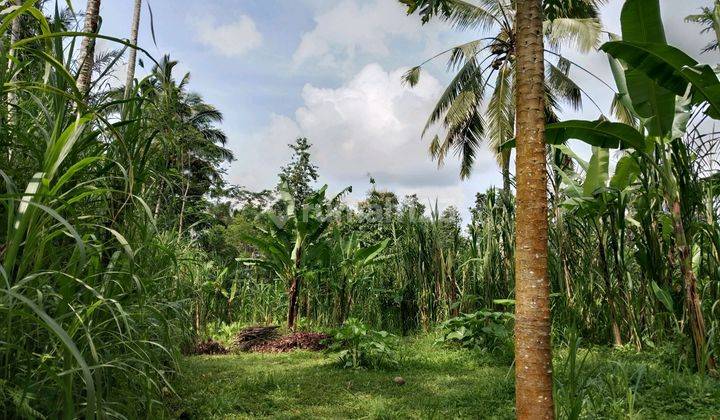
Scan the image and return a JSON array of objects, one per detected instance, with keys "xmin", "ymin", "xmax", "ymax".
[
  {"xmin": 233, "ymin": 325, "xmax": 281, "ymax": 351},
  {"xmin": 250, "ymin": 332, "xmax": 331, "ymax": 353},
  {"xmin": 189, "ymin": 339, "xmax": 228, "ymax": 355}
]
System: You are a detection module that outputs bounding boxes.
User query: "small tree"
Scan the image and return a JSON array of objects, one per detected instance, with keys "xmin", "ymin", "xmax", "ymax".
[{"xmin": 276, "ymin": 137, "xmax": 319, "ymax": 208}]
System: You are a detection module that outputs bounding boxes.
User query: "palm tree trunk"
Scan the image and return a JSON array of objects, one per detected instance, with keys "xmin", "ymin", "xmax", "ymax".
[
  {"xmin": 177, "ymin": 179, "xmax": 190, "ymax": 236},
  {"xmin": 6, "ymin": 0, "xmax": 22, "ymax": 127},
  {"xmin": 76, "ymin": 0, "xmax": 102, "ymax": 96},
  {"xmin": 513, "ymin": 0, "xmax": 554, "ymax": 417},
  {"xmin": 123, "ymin": 0, "xmax": 142, "ymax": 100}
]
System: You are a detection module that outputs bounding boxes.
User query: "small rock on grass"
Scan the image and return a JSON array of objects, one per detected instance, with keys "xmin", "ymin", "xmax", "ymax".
[{"xmin": 393, "ymin": 376, "xmax": 406, "ymax": 385}]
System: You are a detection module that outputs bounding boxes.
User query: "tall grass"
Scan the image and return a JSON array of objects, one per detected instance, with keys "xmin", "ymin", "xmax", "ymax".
[{"xmin": 0, "ymin": 5, "xmax": 201, "ymax": 417}]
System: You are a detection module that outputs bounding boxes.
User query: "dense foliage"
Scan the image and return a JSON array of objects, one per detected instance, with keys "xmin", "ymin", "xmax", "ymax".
[
  {"xmin": 0, "ymin": 3, "xmax": 231, "ymax": 417},
  {"xmin": 2, "ymin": 0, "xmax": 720, "ymax": 418}
]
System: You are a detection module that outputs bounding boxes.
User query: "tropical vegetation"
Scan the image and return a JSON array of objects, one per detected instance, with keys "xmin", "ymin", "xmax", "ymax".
[{"xmin": 2, "ymin": 0, "xmax": 720, "ymax": 418}]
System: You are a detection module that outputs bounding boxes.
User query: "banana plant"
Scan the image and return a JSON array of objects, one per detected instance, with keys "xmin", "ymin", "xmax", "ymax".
[
  {"xmin": 547, "ymin": 0, "xmax": 719, "ymax": 373},
  {"xmin": 326, "ymin": 230, "xmax": 390, "ymax": 324},
  {"xmin": 238, "ymin": 184, "xmax": 337, "ymax": 329}
]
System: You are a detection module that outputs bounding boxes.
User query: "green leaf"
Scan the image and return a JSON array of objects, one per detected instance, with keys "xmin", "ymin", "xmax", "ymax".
[
  {"xmin": 621, "ymin": 0, "xmax": 666, "ymax": 44},
  {"xmin": 545, "ymin": 120, "xmax": 646, "ymax": 150},
  {"xmin": 600, "ymin": 41, "xmax": 720, "ymax": 117},
  {"xmin": 619, "ymin": 0, "xmax": 675, "ymax": 136},
  {"xmin": 583, "ymin": 147, "xmax": 609, "ymax": 196},
  {"xmin": 1, "ymin": 289, "xmax": 97, "ymax": 415},
  {"xmin": 672, "ymin": 89, "xmax": 692, "ymax": 140},
  {"xmin": 492, "ymin": 299, "xmax": 515, "ymax": 306},
  {"xmin": 651, "ymin": 281, "xmax": 674, "ymax": 313},
  {"xmin": 610, "ymin": 155, "xmax": 640, "ymax": 191}
]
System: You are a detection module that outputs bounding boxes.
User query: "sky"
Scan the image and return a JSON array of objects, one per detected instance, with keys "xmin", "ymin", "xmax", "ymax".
[{"xmin": 78, "ymin": 0, "xmax": 715, "ymax": 222}]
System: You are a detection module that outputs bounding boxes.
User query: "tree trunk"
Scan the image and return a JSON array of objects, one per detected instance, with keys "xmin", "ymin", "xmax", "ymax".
[
  {"xmin": 597, "ymin": 229, "xmax": 623, "ymax": 347},
  {"xmin": 337, "ymin": 279, "xmax": 348, "ymax": 324},
  {"xmin": 661, "ymin": 143, "xmax": 715, "ymax": 373},
  {"xmin": 670, "ymin": 200, "xmax": 716, "ymax": 372},
  {"xmin": 501, "ymin": 148, "xmax": 512, "ymax": 194},
  {"xmin": 177, "ymin": 180, "xmax": 190, "ymax": 236},
  {"xmin": 448, "ymin": 272, "xmax": 459, "ymax": 317},
  {"xmin": 287, "ymin": 275, "xmax": 300, "ymax": 330},
  {"xmin": 194, "ymin": 301, "xmax": 201, "ymax": 332},
  {"xmin": 76, "ymin": 0, "xmax": 102, "ymax": 96},
  {"xmin": 7, "ymin": 0, "xmax": 21, "ymax": 126},
  {"xmin": 513, "ymin": 0, "xmax": 554, "ymax": 417},
  {"xmin": 287, "ymin": 245, "xmax": 302, "ymax": 330},
  {"xmin": 123, "ymin": 0, "xmax": 142, "ymax": 100}
]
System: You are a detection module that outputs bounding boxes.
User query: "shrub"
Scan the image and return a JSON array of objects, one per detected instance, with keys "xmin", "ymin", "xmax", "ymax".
[
  {"xmin": 437, "ymin": 309, "xmax": 514, "ymax": 355},
  {"xmin": 328, "ymin": 318, "xmax": 399, "ymax": 369},
  {"xmin": 205, "ymin": 321, "xmax": 248, "ymax": 346}
]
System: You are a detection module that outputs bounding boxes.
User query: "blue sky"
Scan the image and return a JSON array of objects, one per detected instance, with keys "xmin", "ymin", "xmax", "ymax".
[{"xmin": 80, "ymin": 0, "xmax": 713, "ymax": 221}]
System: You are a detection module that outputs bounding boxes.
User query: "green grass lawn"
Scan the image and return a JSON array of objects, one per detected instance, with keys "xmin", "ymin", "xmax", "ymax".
[{"xmin": 169, "ymin": 336, "xmax": 720, "ymax": 419}]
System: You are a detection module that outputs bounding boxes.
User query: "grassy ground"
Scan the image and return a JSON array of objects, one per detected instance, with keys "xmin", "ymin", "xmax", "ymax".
[{"xmin": 169, "ymin": 336, "xmax": 720, "ymax": 419}]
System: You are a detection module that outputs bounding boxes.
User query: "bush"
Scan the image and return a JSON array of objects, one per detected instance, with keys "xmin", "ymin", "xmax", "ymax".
[
  {"xmin": 437, "ymin": 309, "xmax": 514, "ymax": 356},
  {"xmin": 328, "ymin": 318, "xmax": 399, "ymax": 369},
  {"xmin": 205, "ymin": 321, "xmax": 248, "ymax": 346}
]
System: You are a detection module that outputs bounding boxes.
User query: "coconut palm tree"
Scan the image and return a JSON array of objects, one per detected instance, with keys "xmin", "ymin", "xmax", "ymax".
[
  {"xmin": 401, "ymin": 0, "xmax": 604, "ymax": 192},
  {"xmin": 401, "ymin": 0, "xmax": 561, "ymax": 415},
  {"xmin": 513, "ymin": 0, "xmax": 554, "ymax": 415},
  {"xmin": 76, "ymin": 0, "xmax": 101, "ymax": 95},
  {"xmin": 124, "ymin": 0, "xmax": 142, "ymax": 99},
  {"xmin": 138, "ymin": 56, "xmax": 234, "ymax": 233}
]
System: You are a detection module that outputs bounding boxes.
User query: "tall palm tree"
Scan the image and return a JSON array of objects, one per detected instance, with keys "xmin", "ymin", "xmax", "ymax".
[
  {"xmin": 401, "ymin": 0, "xmax": 558, "ymax": 415},
  {"xmin": 401, "ymin": 0, "xmax": 604, "ymax": 192},
  {"xmin": 76, "ymin": 0, "xmax": 101, "ymax": 95},
  {"xmin": 513, "ymin": 0, "xmax": 554, "ymax": 416},
  {"xmin": 140, "ymin": 56, "xmax": 234, "ymax": 234},
  {"xmin": 124, "ymin": 0, "xmax": 142, "ymax": 100}
]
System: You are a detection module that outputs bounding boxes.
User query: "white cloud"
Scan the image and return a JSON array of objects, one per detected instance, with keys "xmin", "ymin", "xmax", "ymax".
[
  {"xmin": 194, "ymin": 15, "xmax": 262, "ymax": 57},
  {"xmin": 292, "ymin": 0, "xmax": 426, "ymax": 68},
  {"xmin": 232, "ymin": 63, "xmax": 501, "ymax": 213}
]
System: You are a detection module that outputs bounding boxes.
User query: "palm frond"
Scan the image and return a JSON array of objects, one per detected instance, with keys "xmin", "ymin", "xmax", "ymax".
[
  {"xmin": 685, "ymin": 6, "xmax": 720, "ymax": 53},
  {"xmin": 450, "ymin": 110, "xmax": 484, "ymax": 179},
  {"xmin": 404, "ymin": 0, "xmax": 498, "ymax": 30},
  {"xmin": 447, "ymin": 39, "xmax": 483, "ymax": 70},
  {"xmin": 543, "ymin": 0, "xmax": 605, "ymax": 21},
  {"xmin": 547, "ymin": 57, "xmax": 581, "ymax": 111},
  {"xmin": 422, "ymin": 57, "xmax": 484, "ymax": 137},
  {"xmin": 402, "ymin": 66, "xmax": 422, "ymax": 87},
  {"xmin": 486, "ymin": 63, "xmax": 514, "ymax": 164},
  {"xmin": 611, "ymin": 93, "xmax": 637, "ymax": 127},
  {"xmin": 430, "ymin": 106, "xmax": 484, "ymax": 179},
  {"xmin": 543, "ymin": 17, "xmax": 602, "ymax": 53}
]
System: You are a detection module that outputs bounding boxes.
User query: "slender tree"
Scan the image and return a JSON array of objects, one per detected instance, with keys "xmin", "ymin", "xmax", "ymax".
[
  {"xmin": 76, "ymin": 0, "xmax": 101, "ymax": 95},
  {"xmin": 124, "ymin": 0, "xmax": 142, "ymax": 100},
  {"xmin": 276, "ymin": 137, "xmax": 319, "ymax": 207},
  {"xmin": 7, "ymin": 0, "xmax": 21, "ymax": 124},
  {"xmin": 513, "ymin": 0, "xmax": 554, "ymax": 416}
]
